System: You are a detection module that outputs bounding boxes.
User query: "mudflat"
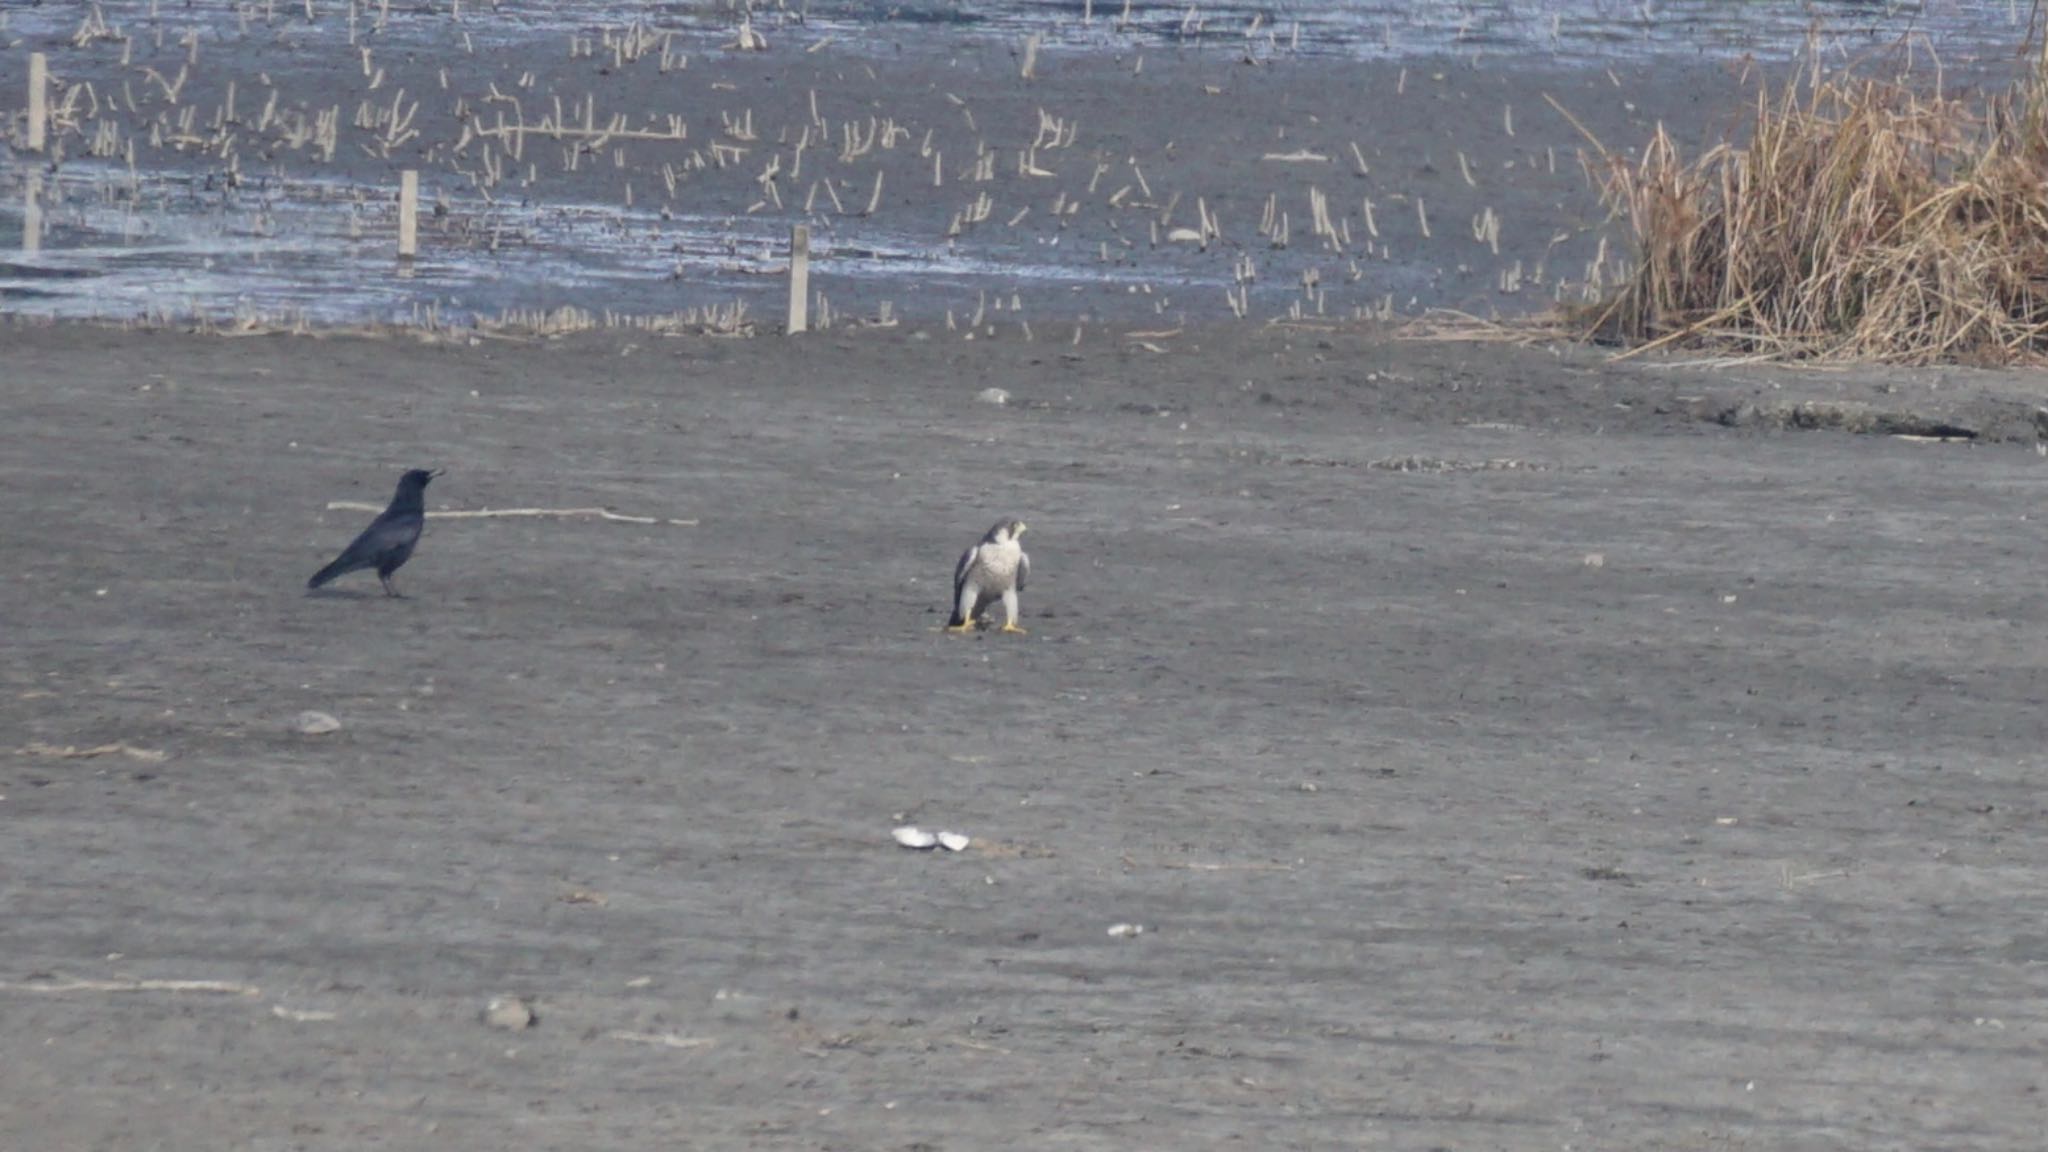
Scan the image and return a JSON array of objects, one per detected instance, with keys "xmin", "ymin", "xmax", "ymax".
[
  {"xmin": 18, "ymin": 2, "xmax": 2012, "ymax": 323},
  {"xmin": 3, "ymin": 319, "xmax": 2046, "ymax": 1149}
]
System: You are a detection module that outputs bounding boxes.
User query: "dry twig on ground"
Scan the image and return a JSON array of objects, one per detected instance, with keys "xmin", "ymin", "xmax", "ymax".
[{"xmin": 325, "ymin": 503, "xmax": 696, "ymax": 525}]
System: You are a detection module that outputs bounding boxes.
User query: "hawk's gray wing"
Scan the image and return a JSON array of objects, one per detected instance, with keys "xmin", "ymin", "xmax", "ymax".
[
  {"xmin": 1017, "ymin": 548, "xmax": 1029, "ymax": 593},
  {"xmin": 953, "ymin": 544, "xmax": 980, "ymax": 600}
]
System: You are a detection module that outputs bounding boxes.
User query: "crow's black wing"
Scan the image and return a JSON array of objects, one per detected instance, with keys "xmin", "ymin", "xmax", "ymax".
[{"xmin": 308, "ymin": 510, "xmax": 422, "ymax": 588}]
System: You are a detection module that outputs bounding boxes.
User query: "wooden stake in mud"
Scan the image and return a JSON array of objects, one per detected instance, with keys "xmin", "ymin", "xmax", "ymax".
[
  {"xmin": 397, "ymin": 169, "xmax": 419, "ymax": 261},
  {"xmin": 787, "ymin": 224, "xmax": 810, "ymax": 334},
  {"xmin": 22, "ymin": 171, "xmax": 42, "ymax": 256},
  {"xmin": 27, "ymin": 52, "xmax": 49, "ymax": 152}
]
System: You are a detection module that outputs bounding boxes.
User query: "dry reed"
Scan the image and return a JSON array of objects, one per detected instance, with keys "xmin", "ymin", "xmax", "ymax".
[{"xmin": 1574, "ymin": 42, "xmax": 2048, "ymax": 365}]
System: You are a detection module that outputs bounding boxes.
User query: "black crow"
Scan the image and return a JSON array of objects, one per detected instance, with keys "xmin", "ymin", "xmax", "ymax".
[{"xmin": 308, "ymin": 468, "xmax": 441, "ymax": 597}]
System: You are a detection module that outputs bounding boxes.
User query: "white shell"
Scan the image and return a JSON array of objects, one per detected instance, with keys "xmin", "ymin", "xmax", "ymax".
[
  {"xmin": 1106, "ymin": 923, "xmax": 1145, "ymax": 939},
  {"xmin": 936, "ymin": 831, "xmax": 970, "ymax": 852},
  {"xmin": 978, "ymin": 387, "xmax": 1011, "ymax": 406},
  {"xmin": 891, "ymin": 826, "xmax": 938, "ymax": 849},
  {"xmin": 292, "ymin": 710, "xmax": 342, "ymax": 735},
  {"xmin": 483, "ymin": 996, "xmax": 535, "ymax": 1030}
]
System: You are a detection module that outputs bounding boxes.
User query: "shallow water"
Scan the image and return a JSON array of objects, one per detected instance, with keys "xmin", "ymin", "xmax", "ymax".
[
  {"xmin": 4, "ymin": 163, "xmax": 1177, "ymax": 327},
  {"xmin": 0, "ymin": 0, "xmax": 2031, "ymax": 327},
  {"xmin": 5, "ymin": 1, "xmax": 2013, "ymax": 63}
]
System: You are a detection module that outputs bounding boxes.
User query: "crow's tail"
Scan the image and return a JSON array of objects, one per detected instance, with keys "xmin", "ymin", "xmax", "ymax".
[{"xmin": 307, "ymin": 555, "xmax": 352, "ymax": 589}]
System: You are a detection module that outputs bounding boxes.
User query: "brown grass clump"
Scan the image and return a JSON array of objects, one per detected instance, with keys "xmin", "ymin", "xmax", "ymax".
[{"xmin": 1574, "ymin": 47, "xmax": 2048, "ymax": 365}]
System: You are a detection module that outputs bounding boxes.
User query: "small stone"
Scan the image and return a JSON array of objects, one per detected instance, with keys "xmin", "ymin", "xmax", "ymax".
[
  {"xmin": 978, "ymin": 387, "xmax": 1010, "ymax": 406},
  {"xmin": 1582, "ymin": 553, "xmax": 1605, "ymax": 569},
  {"xmin": 484, "ymin": 996, "xmax": 535, "ymax": 1031},
  {"xmin": 1107, "ymin": 923, "xmax": 1145, "ymax": 939},
  {"xmin": 292, "ymin": 711, "xmax": 342, "ymax": 735},
  {"xmin": 936, "ymin": 831, "xmax": 970, "ymax": 852}
]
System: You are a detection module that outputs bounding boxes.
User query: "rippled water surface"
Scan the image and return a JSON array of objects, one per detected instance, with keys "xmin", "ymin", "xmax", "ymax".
[{"xmin": 0, "ymin": 1, "xmax": 2032, "ymax": 326}]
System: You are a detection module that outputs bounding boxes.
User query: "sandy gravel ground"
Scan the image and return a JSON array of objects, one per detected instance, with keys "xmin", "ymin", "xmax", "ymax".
[{"xmin": 3, "ymin": 320, "xmax": 2047, "ymax": 1150}]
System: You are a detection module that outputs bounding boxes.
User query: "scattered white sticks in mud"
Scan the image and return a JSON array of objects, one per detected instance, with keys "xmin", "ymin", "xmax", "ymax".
[{"xmin": 12, "ymin": 3, "xmax": 1593, "ymax": 327}]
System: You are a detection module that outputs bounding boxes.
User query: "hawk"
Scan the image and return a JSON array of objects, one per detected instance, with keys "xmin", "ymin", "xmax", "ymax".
[{"xmin": 945, "ymin": 518, "xmax": 1030, "ymax": 634}]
